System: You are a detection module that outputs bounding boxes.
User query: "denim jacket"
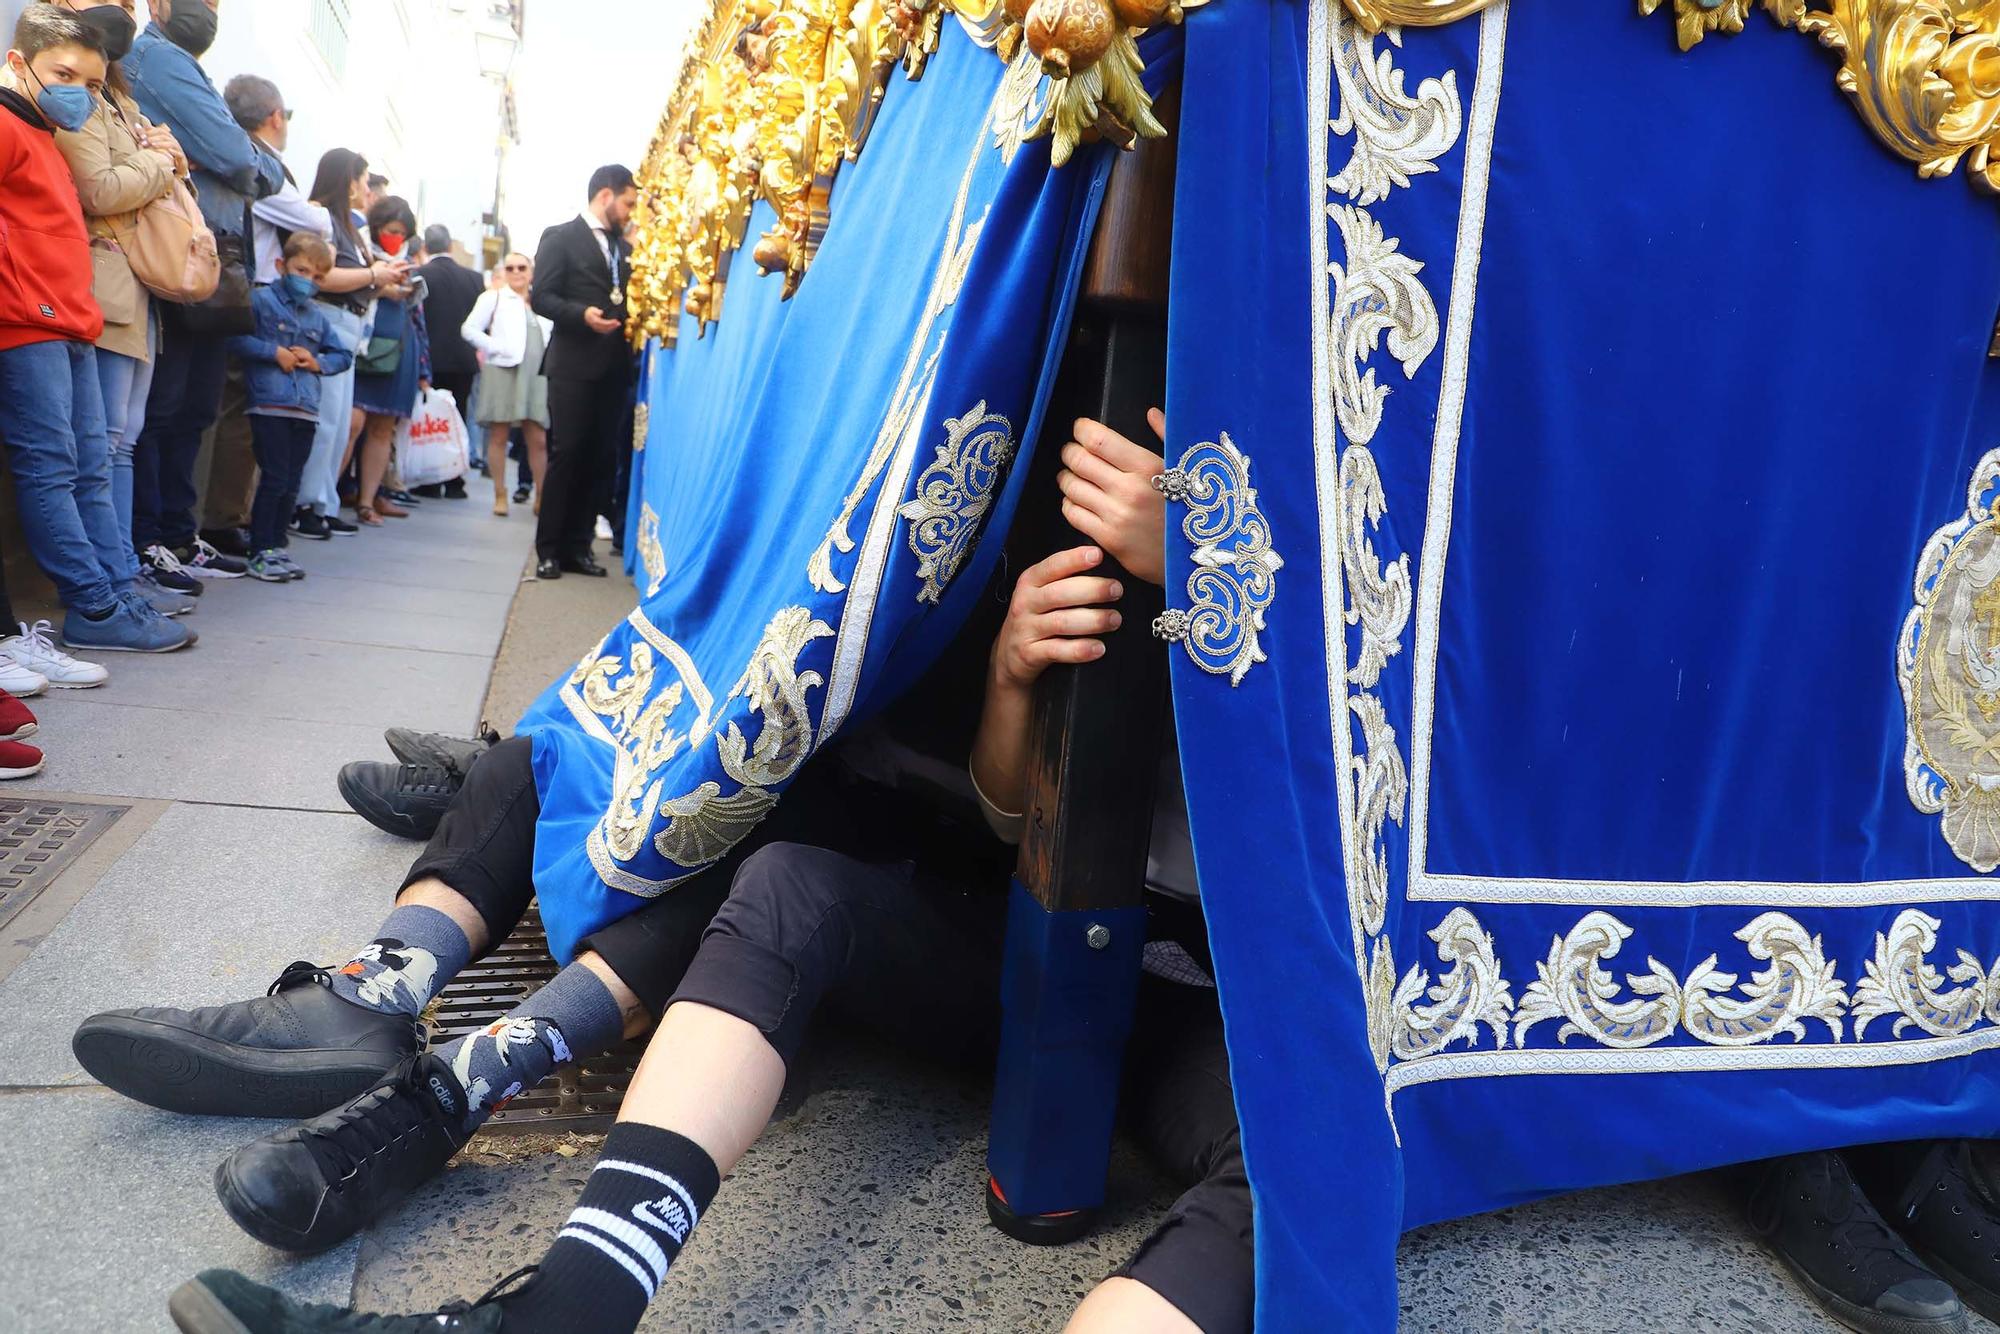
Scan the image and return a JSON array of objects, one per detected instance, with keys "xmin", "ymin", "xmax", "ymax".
[
  {"xmin": 229, "ymin": 286, "xmax": 354, "ymax": 416},
  {"xmin": 124, "ymin": 25, "xmax": 282, "ymax": 235}
]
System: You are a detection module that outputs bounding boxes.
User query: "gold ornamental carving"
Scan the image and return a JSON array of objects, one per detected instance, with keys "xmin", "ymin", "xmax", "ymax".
[{"xmin": 622, "ymin": 0, "xmax": 1200, "ymax": 341}]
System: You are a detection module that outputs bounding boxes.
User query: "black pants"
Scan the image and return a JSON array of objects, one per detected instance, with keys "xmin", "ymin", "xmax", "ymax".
[
  {"xmin": 135, "ymin": 325, "xmax": 227, "ymax": 551},
  {"xmin": 669, "ymin": 842, "xmax": 1255, "ymax": 1334},
  {"xmin": 397, "ymin": 736, "xmax": 881, "ymax": 1014},
  {"xmin": 431, "ymin": 371, "xmax": 476, "ymax": 423},
  {"xmin": 247, "ymin": 415, "xmax": 315, "ymax": 553},
  {"xmin": 536, "ymin": 373, "xmax": 626, "ymax": 561}
]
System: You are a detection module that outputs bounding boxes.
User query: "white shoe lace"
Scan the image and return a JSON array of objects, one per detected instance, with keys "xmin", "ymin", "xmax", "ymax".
[
  {"xmin": 146, "ymin": 544, "xmax": 187, "ymax": 574},
  {"xmin": 10, "ymin": 619, "xmax": 74, "ymax": 669},
  {"xmin": 192, "ymin": 538, "xmax": 224, "ymax": 564}
]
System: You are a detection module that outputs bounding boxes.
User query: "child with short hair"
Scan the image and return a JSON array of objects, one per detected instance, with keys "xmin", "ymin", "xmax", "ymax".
[{"xmin": 230, "ymin": 233, "xmax": 352, "ymax": 582}]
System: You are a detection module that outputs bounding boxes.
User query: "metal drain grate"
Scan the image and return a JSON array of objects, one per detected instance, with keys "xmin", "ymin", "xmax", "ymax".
[
  {"xmin": 424, "ymin": 906, "xmax": 642, "ymax": 1131},
  {"xmin": 0, "ymin": 798, "xmax": 126, "ymax": 935}
]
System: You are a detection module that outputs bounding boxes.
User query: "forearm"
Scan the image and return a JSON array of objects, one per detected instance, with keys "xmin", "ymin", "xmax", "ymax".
[
  {"xmin": 318, "ymin": 266, "xmax": 375, "ymax": 295},
  {"xmin": 969, "ymin": 666, "xmax": 1035, "ymax": 822}
]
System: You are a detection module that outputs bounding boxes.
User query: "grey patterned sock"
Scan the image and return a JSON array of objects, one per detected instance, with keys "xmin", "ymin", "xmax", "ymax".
[
  {"xmin": 326, "ymin": 904, "xmax": 471, "ymax": 1018},
  {"xmin": 435, "ymin": 962, "xmax": 625, "ymax": 1132}
]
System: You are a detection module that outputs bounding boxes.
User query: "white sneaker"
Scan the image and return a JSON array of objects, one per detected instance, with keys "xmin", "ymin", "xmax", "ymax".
[
  {"xmin": 1, "ymin": 620, "xmax": 108, "ymax": 688},
  {"xmin": 0, "ymin": 653, "xmax": 46, "ymax": 697},
  {"xmin": 595, "ymin": 515, "xmax": 614, "ymax": 542}
]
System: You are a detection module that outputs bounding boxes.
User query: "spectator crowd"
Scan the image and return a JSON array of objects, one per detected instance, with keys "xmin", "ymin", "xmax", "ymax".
[{"xmin": 0, "ymin": 0, "xmax": 584, "ymax": 780}]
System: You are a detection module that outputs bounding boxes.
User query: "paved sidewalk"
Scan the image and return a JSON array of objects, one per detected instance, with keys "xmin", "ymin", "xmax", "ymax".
[
  {"xmin": 0, "ymin": 495, "xmax": 535, "ymax": 1333},
  {"xmin": 0, "ymin": 491, "xmax": 1937, "ymax": 1332}
]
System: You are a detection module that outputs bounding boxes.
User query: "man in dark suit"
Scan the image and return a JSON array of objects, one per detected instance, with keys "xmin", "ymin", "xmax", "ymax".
[
  {"xmin": 414, "ymin": 226, "xmax": 488, "ymax": 499},
  {"xmin": 529, "ymin": 165, "xmax": 637, "ymax": 579}
]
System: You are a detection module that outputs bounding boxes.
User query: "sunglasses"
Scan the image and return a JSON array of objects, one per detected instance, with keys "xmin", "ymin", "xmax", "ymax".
[{"xmin": 503, "ymin": 264, "xmax": 529, "ymax": 272}]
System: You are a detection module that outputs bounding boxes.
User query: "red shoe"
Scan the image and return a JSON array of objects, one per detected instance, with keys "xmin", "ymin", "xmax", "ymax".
[
  {"xmin": 0, "ymin": 740, "xmax": 44, "ymax": 778},
  {"xmin": 0, "ymin": 693, "xmax": 38, "ymax": 741}
]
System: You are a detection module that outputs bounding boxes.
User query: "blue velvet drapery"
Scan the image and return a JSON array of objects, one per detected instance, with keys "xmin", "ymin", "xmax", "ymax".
[{"xmin": 1167, "ymin": 0, "xmax": 2000, "ymax": 1326}]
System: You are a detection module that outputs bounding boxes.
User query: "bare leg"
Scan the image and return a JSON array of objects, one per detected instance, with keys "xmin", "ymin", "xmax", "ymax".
[
  {"xmin": 486, "ymin": 424, "xmax": 511, "ymax": 511},
  {"xmin": 614, "ymin": 1000, "xmax": 785, "ymax": 1174},
  {"xmin": 1065, "ymin": 1279, "xmax": 1203, "ymax": 1334},
  {"xmin": 358, "ymin": 414, "xmax": 399, "ymax": 517},
  {"xmin": 524, "ymin": 421, "xmax": 548, "ymax": 513},
  {"xmin": 341, "ymin": 405, "xmax": 365, "ymax": 475}
]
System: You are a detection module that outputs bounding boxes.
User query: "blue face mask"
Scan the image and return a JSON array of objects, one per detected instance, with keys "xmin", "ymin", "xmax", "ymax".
[
  {"xmin": 281, "ymin": 273, "xmax": 319, "ymax": 303},
  {"xmin": 25, "ymin": 68, "xmax": 94, "ymax": 133}
]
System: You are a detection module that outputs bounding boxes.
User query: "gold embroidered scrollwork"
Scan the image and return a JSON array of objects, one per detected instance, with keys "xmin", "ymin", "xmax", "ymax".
[{"xmin": 654, "ymin": 606, "xmax": 836, "ymax": 867}]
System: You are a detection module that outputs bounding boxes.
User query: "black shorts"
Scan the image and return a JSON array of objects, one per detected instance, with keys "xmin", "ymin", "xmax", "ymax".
[{"xmin": 667, "ymin": 841, "xmax": 1255, "ymax": 1333}]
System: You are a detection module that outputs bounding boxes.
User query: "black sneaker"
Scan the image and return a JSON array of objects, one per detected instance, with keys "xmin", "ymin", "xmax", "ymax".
[
  {"xmin": 1880, "ymin": 1140, "xmax": 2000, "ymax": 1324},
  {"xmin": 1747, "ymin": 1150, "xmax": 1968, "ymax": 1334},
  {"xmin": 512, "ymin": 485, "xmax": 530, "ymax": 504},
  {"xmin": 71, "ymin": 962, "xmax": 421, "ymax": 1118},
  {"xmin": 291, "ymin": 511, "xmax": 333, "ymax": 541},
  {"xmin": 141, "ymin": 545, "xmax": 204, "ymax": 595},
  {"xmin": 325, "ymin": 513, "xmax": 359, "ymax": 536},
  {"xmin": 176, "ymin": 539, "xmax": 250, "ymax": 579},
  {"xmin": 443, "ymin": 479, "xmax": 468, "ymax": 500},
  {"xmin": 199, "ymin": 526, "xmax": 254, "ymax": 558},
  {"xmin": 169, "ymin": 1266, "xmax": 514, "ymax": 1333},
  {"xmin": 337, "ymin": 761, "xmax": 460, "ymax": 840},
  {"xmin": 383, "ymin": 725, "xmax": 498, "ymax": 779},
  {"xmin": 216, "ymin": 1052, "xmax": 469, "ymax": 1253},
  {"xmin": 384, "ymin": 488, "xmax": 423, "ymax": 506}
]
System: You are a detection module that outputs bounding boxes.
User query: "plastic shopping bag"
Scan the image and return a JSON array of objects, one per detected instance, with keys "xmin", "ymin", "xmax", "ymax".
[{"xmin": 395, "ymin": 389, "xmax": 469, "ymax": 488}]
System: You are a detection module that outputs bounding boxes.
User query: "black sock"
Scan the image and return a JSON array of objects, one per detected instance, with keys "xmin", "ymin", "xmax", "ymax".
[
  {"xmin": 499, "ymin": 1123, "xmax": 721, "ymax": 1334},
  {"xmin": 80, "ymin": 604, "xmax": 115, "ymax": 621}
]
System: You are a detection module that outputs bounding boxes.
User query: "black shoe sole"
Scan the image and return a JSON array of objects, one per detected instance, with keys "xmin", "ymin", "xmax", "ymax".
[
  {"xmin": 1911, "ymin": 1244, "xmax": 2000, "ymax": 1327},
  {"xmin": 336, "ymin": 767, "xmax": 446, "ymax": 841},
  {"xmin": 169, "ymin": 1278, "xmax": 252, "ymax": 1334},
  {"xmin": 1766, "ymin": 1245, "xmax": 1969, "ymax": 1334},
  {"xmin": 72, "ymin": 1016, "xmax": 400, "ymax": 1118}
]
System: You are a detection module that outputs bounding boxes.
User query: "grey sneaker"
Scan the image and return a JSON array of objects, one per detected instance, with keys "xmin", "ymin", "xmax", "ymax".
[
  {"xmin": 61, "ymin": 596, "xmax": 194, "ymax": 653},
  {"xmin": 136, "ymin": 573, "xmax": 197, "ymax": 617},
  {"xmin": 383, "ymin": 726, "xmax": 498, "ymax": 779},
  {"xmin": 247, "ymin": 551, "xmax": 292, "ymax": 584}
]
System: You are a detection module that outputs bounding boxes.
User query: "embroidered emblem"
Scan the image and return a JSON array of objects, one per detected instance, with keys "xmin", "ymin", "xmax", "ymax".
[
  {"xmin": 1387, "ymin": 907, "xmax": 1513, "ymax": 1061},
  {"xmin": 1901, "ymin": 448, "xmax": 2000, "ymax": 872},
  {"xmin": 654, "ymin": 606, "xmax": 835, "ymax": 866},
  {"xmin": 1511, "ymin": 910, "xmax": 1848, "ymax": 1049},
  {"xmin": 1338, "ymin": 445, "xmax": 1411, "ymax": 689},
  {"xmin": 1152, "ymin": 434, "xmax": 1285, "ymax": 686},
  {"xmin": 638, "ymin": 504, "xmax": 667, "ymax": 598},
  {"xmin": 1328, "ymin": 203, "xmax": 1440, "ymax": 449},
  {"xmin": 898, "ymin": 400, "xmax": 1016, "ymax": 604},
  {"xmin": 633, "ymin": 401, "xmax": 650, "ymax": 452},
  {"xmin": 1855, "ymin": 910, "xmax": 2000, "ymax": 1039},
  {"xmin": 1329, "ymin": 13, "xmax": 1464, "ymax": 206}
]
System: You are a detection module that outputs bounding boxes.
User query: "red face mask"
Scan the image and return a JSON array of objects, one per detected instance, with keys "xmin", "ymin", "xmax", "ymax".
[{"xmin": 380, "ymin": 232, "xmax": 406, "ymax": 257}]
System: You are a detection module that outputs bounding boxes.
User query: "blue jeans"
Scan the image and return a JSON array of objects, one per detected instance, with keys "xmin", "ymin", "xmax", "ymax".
[
  {"xmin": 134, "ymin": 325, "xmax": 227, "ymax": 551},
  {"xmin": 301, "ymin": 304, "xmax": 366, "ymax": 516},
  {"xmin": 0, "ymin": 339, "xmax": 130, "ymax": 614},
  {"xmin": 96, "ymin": 338, "xmax": 155, "ymax": 583}
]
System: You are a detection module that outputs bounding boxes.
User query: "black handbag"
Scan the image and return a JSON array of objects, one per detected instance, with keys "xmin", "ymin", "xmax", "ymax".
[{"xmin": 164, "ymin": 200, "xmax": 253, "ymax": 337}]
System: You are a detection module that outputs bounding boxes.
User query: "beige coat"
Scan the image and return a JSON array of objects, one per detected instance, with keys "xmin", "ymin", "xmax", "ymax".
[{"xmin": 53, "ymin": 87, "xmax": 176, "ymax": 364}]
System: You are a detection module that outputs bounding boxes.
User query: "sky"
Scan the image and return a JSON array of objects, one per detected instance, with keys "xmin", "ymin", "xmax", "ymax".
[{"xmin": 505, "ymin": 0, "xmax": 707, "ymax": 245}]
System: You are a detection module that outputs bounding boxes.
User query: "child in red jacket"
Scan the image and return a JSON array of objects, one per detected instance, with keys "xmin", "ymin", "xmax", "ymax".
[{"xmin": 0, "ymin": 4, "xmax": 189, "ymax": 655}]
